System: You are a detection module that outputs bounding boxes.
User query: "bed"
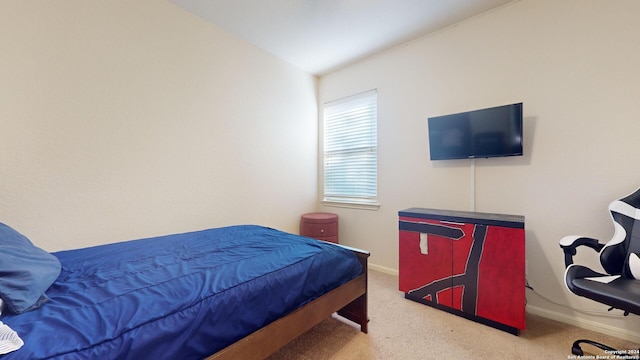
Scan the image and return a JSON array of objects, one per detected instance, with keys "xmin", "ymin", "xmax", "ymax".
[{"xmin": 0, "ymin": 223, "xmax": 369, "ymax": 359}]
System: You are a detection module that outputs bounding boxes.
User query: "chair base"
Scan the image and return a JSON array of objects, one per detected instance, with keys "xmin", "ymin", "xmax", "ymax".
[{"xmin": 571, "ymin": 339, "xmax": 617, "ymax": 356}]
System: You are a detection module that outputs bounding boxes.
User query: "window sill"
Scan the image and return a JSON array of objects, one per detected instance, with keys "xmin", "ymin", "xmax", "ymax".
[{"xmin": 321, "ymin": 200, "xmax": 380, "ymax": 211}]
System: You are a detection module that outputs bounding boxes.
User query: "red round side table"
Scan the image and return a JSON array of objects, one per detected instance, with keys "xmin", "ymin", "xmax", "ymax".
[{"xmin": 300, "ymin": 212, "xmax": 339, "ymax": 243}]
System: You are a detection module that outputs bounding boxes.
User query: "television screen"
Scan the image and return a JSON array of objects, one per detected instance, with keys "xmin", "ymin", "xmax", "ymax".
[{"xmin": 428, "ymin": 103, "xmax": 523, "ymax": 160}]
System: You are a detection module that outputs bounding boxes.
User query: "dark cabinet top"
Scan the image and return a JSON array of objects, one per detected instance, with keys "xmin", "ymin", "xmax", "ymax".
[{"xmin": 399, "ymin": 207, "xmax": 524, "ymax": 229}]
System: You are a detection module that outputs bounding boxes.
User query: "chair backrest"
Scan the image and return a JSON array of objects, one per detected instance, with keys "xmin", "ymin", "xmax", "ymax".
[{"xmin": 600, "ymin": 187, "xmax": 640, "ymax": 278}]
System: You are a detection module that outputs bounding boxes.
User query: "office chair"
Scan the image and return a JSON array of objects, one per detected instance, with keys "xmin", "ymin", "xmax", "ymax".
[{"xmin": 560, "ymin": 187, "xmax": 640, "ymax": 356}]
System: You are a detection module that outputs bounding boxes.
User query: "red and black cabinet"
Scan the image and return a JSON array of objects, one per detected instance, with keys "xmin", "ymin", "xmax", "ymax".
[{"xmin": 399, "ymin": 208, "xmax": 525, "ymax": 334}]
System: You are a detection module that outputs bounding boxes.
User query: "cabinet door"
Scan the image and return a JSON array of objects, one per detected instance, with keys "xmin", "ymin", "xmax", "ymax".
[
  {"xmin": 399, "ymin": 217, "xmax": 472, "ymax": 309},
  {"xmin": 475, "ymin": 226, "xmax": 526, "ymax": 330}
]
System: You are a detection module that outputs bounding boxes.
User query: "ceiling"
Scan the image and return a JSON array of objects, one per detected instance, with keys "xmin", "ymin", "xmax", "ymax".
[{"xmin": 168, "ymin": 0, "xmax": 514, "ymax": 76}]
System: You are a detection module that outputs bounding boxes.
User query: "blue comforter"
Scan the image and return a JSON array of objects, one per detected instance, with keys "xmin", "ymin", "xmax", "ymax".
[{"xmin": 1, "ymin": 225, "xmax": 362, "ymax": 359}]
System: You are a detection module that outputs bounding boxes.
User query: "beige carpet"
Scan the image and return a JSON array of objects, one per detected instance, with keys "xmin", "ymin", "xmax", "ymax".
[{"xmin": 268, "ymin": 270, "xmax": 638, "ymax": 359}]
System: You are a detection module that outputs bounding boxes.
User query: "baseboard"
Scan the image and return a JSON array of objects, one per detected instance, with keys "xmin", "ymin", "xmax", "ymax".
[
  {"xmin": 527, "ymin": 305, "xmax": 640, "ymax": 343},
  {"xmin": 368, "ymin": 263, "xmax": 398, "ymax": 276}
]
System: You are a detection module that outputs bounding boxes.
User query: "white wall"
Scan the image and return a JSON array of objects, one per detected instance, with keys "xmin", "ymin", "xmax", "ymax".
[
  {"xmin": 0, "ymin": 0, "xmax": 318, "ymax": 251},
  {"xmin": 319, "ymin": 0, "xmax": 640, "ymax": 341}
]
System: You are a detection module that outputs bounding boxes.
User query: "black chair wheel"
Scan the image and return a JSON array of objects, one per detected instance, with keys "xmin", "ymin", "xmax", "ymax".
[{"xmin": 571, "ymin": 344, "xmax": 584, "ymax": 356}]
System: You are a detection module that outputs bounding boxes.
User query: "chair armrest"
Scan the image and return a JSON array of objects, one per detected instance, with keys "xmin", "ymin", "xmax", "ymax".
[{"xmin": 559, "ymin": 235, "xmax": 605, "ymax": 268}]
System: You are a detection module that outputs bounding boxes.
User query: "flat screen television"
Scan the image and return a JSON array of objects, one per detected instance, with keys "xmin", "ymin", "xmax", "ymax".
[{"xmin": 427, "ymin": 102, "xmax": 523, "ymax": 160}]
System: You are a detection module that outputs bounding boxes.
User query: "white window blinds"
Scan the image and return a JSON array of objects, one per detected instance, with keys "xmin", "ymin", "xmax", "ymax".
[{"xmin": 323, "ymin": 89, "xmax": 378, "ymax": 206}]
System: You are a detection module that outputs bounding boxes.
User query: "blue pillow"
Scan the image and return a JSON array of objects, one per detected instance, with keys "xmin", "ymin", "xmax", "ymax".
[{"xmin": 0, "ymin": 223, "xmax": 61, "ymax": 314}]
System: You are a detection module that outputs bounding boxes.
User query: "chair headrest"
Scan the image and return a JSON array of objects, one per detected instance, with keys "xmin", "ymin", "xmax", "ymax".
[
  {"xmin": 620, "ymin": 187, "xmax": 640, "ymax": 209},
  {"xmin": 609, "ymin": 187, "xmax": 640, "ymax": 220}
]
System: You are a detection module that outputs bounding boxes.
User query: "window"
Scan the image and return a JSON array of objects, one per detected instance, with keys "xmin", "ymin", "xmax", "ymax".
[{"xmin": 323, "ymin": 89, "xmax": 378, "ymax": 208}]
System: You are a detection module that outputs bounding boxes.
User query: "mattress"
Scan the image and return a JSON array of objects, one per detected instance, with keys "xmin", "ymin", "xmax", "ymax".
[{"xmin": 0, "ymin": 225, "xmax": 362, "ymax": 359}]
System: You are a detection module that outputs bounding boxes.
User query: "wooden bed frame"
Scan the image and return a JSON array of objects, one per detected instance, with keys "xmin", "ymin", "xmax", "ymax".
[{"xmin": 207, "ymin": 245, "xmax": 370, "ymax": 360}]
